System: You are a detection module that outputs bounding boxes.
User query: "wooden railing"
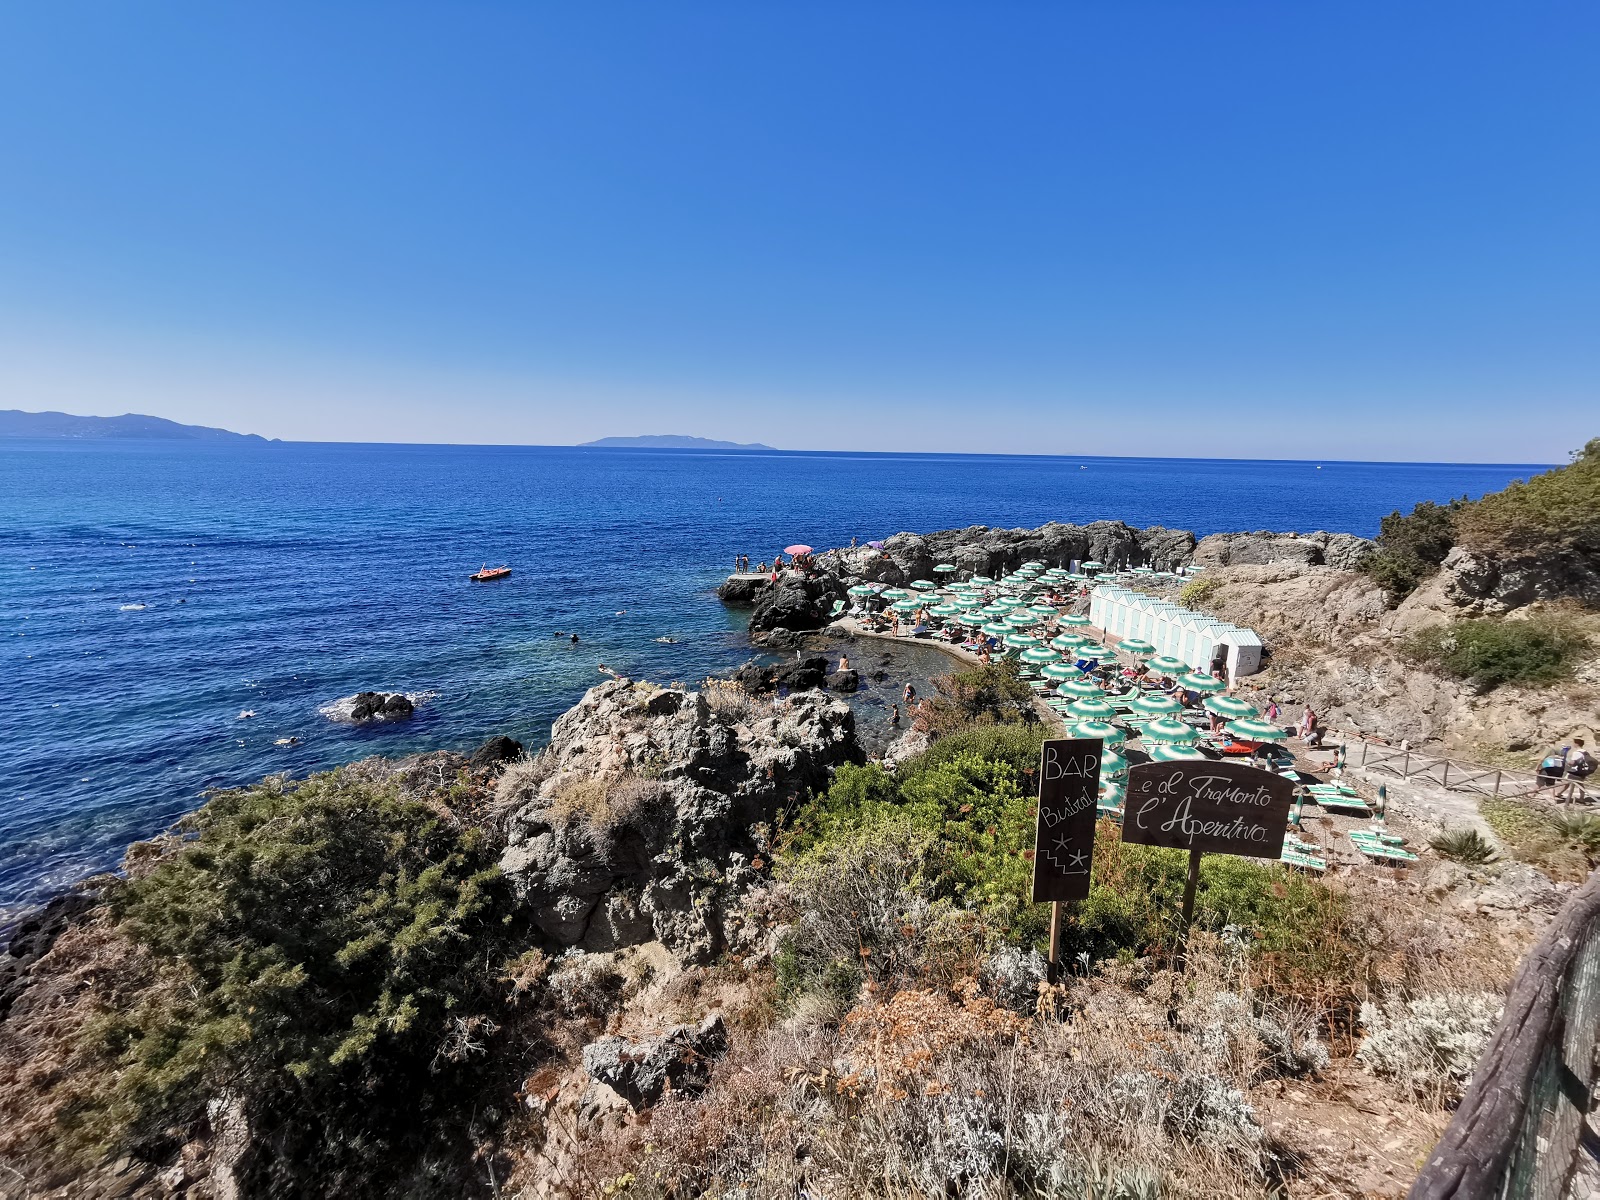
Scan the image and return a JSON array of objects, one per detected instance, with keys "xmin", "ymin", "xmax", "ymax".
[
  {"xmin": 1410, "ymin": 869, "xmax": 1600, "ymax": 1199},
  {"xmin": 1344, "ymin": 738, "xmax": 1541, "ymax": 799}
]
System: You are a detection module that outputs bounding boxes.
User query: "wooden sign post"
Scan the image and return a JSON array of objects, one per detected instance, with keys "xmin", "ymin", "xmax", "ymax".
[
  {"xmin": 1122, "ymin": 759, "xmax": 1295, "ymax": 971},
  {"xmin": 1030, "ymin": 738, "xmax": 1101, "ymax": 981}
]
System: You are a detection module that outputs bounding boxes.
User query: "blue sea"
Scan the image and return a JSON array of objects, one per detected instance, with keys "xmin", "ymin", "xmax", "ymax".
[{"xmin": 0, "ymin": 441, "xmax": 1548, "ymax": 927}]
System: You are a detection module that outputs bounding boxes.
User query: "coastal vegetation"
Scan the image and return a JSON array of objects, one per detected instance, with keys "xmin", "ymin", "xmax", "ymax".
[
  {"xmin": 1359, "ymin": 438, "xmax": 1600, "ymax": 604},
  {"xmin": 1179, "ymin": 574, "xmax": 1222, "ymax": 609},
  {"xmin": 1359, "ymin": 499, "xmax": 1462, "ymax": 602},
  {"xmin": 19, "ymin": 769, "xmax": 524, "ymax": 1195},
  {"xmin": 1402, "ymin": 613, "xmax": 1589, "ymax": 690}
]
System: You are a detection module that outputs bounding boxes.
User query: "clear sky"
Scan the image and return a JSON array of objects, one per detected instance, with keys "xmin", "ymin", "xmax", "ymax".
[{"xmin": 0, "ymin": 3, "xmax": 1594, "ymax": 461}]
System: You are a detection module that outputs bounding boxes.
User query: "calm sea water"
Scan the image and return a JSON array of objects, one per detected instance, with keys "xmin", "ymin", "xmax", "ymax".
[{"xmin": 0, "ymin": 441, "xmax": 1547, "ymax": 926}]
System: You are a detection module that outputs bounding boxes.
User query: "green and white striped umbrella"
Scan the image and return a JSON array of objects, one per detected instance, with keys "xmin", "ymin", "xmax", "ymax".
[
  {"xmin": 1204, "ymin": 695, "xmax": 1258, "ymax": 719},
  {"xmin": 1064, "ymin": 720, "xmax": 1125, "ymax": 747},
  {"xmin": 994, "ymin": 596, "xmax": 1026, "ymax": 609},
  {"xmin": 1020, "ymin": 646, "xmax": 1060, "ymax": 665},
  {"xmin": 1050, "ymin": 633, "xmax": 1087, "ymax": 652},
  {"xmin": 847, "ymin": 584, "xmax": 878, "ymax": 597},
  {"xmin": 1148, "ymin": 655, "xmax": 1187, "ymax": 675},
  {"xmin": 1072, "ymin": 641, "xmax": 1109, "ymax": 659},
  {"xmin": 933, "ymin": 563, "xmax": 959, "ymax": 573},
  {"xmin": 881, "ymin": 588, "xmax": 911, "ymax": 600},
  {"xmin": 1004, "ymin": 611, "xmax": 1040, "ymax": 628},
  {"xmin": 1040, "ymin": 662, "xmax": 1080, "ymax": 681},
  {"xmin": 1099, "ymin": 780, "xmax": 1125, "ymax": 803},
  {"xmin": 910, "ymin": 579, "xmax": 939, "ymax": 590},
  {"xmin": 1140, "ymin": 717, "xmax": 1200, "ymax": 744},
  {"xmin": 1060, "ymin": 614, "xmax": 1093, "ymax": 627},
  {"xmin": 1021, "ymin": 560, "xmax": 1044, "ymax": 569},
  {"xmin": 1003, "ymin": 632, "xmax": 1041, "ymax": 649},
  {"xmin": 970, "ymin": 575, "xmax": 996, "ymax": 585},
  {"xmin": 929, "ymin": 603, "xmax": 961, "ymax": 617},
  {"xmin": 955, "ymin": 595, "xmax": 985, "ymax": 609},
  {"xmin": 1068, "ymin": 697, "xmax": 1119, "ymax": 721},
  {"xmin": 1081, "ymin": 561, "xmax": 1105, "ymax": 571},
  {"xmin": 1148, "ymin": 744, "xmax": 1208, "ymax": 762},
  {"xmin": 1099, "ymin": 748, "xmax": 1129, "ymax": 775},
  {"xmin": 981, "ymin": 622, "xmax": 1012, "ymax": 638},
  {"xmin": 1028, "ymin": 603, "xmax": 1058, "ymax": 616},
  {"xmin": 891, "ymin": 598, "xmax": 922, "ymax": 613},
  {"xmin": 1176, "ymin": 671, "xmax": 1226, "ymax": 693},
  {"xmin": 1056, "ymin": 678, "xmax": 1105, "ymax": 699},
  {"xmin": 956, "ymin": 610, "xmax": 988, "ymax": 626},
  {"xmin": 1130, "ymin": 693, "xmax": 1185, "ymax": 716},
  {"xmin": 1118, "ymin": 639, "xmax": 1157, "ymax": 657},
  {"xmin": 1226, "ymin": 717, "xmax": 1290, "ymax": 741}
]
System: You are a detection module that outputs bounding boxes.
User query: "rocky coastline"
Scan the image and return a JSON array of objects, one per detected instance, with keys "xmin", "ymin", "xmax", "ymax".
[{"xmin": 2, "ymin": 496, "xmax": 1595, "ymax": 1197}]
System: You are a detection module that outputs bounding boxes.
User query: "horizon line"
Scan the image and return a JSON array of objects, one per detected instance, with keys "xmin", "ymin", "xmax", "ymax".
[{"xmin": 2, "ymin": 434, "xmax": 1560, "ymax": 470}]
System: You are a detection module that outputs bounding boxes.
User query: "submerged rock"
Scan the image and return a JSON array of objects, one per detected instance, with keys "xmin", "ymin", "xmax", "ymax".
[{"xmin": 340, "ymin": 691, "xmax": 415, "ymax": 722}]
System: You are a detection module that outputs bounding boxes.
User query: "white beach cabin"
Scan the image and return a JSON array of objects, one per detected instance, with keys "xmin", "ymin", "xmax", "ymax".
[{"xmin": 1088, "ymin": 584, "xmax": 1264, "ymax": 681}]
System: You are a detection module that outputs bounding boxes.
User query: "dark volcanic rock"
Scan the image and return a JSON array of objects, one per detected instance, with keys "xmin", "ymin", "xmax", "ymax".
[
  {"xmin": 731, "ymin": 656, "xmax": 830, "ymax": 694},
  {"xmin": 583, "ymin": 1013, "xmax": 728, "ymax": 1109},
  {"xmin": 470, "ymin": 735, "xmax": 524, "ymax": 769},
  {"xmin": 716, "ymin": 576, "xmax": 769, "ymax": 606},
  {"xmin": 348, "ymin": 691, "xmax": 415, "ymax": 722},
  {"xmin": 826, "ymin": 668, "xmax": 860, "ymax": 693},
  {"xmin": 749, "ymin": 579, "xmax": 828, "ymax": 632}
]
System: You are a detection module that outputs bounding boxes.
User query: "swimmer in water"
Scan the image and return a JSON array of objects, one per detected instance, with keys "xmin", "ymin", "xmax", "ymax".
[
  {"xmin": 890, "ymin": 703, "xmax": 900, "ymax": 726},
  {"xmin": 570, "ymin": 633, "xmax": 580, "ymax": 644}
]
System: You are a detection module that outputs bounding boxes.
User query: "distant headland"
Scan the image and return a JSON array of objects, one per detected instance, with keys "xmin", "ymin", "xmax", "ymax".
[
  {"xmin": 0, "ymin": 409, "xmax": 273, "ymax": 443},
  {"xmin": 578, "ymin": 434, "xmax": 775, "ymax": 450}
]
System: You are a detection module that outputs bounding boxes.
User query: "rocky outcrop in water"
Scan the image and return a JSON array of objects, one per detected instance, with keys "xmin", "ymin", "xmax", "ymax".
[
  {"xmin": 496, "ymin": 679, "xmax": 860, "ymax": 962},
  {"xmin": 339, "ymin": 691, "xmax": 414, "ymax": 721}
]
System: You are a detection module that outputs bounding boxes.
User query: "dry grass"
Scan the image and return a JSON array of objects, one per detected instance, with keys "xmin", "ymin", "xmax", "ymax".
[
  {"xmin": 703, "ymin": 678, "xmax": 761, "ymax": 724},
  {"xmin": 0, "ymin": 912, "xmax": 162, "ymax": 1192},
  {"xmin": 542, "ymin": 773, "xmax": 670, "ymax": 841}
]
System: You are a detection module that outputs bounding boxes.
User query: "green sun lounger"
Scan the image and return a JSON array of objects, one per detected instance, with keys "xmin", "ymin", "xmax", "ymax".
[
  {"xmin": 1309, "ymin": 792, "xmax": 1371, "ymax": 814},
  {"xmin": 1348, "ymin": 833, "xmax": 1418, "ymax": 863}
]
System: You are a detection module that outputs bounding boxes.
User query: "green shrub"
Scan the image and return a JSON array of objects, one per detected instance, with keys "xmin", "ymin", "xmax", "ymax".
[
  {"xmin": 920, "ymin": 659, "xmax": 1038, "ymax": 736},
  {"xmin": 1179, "ymin": 576, "xmax": 1221, "ymax": 610},
  {"xmin": 1404, "ymin": 615, "xmax": 1589, "ymax": 689},
  {"xmin": 1429, "ymin": 828, "xmax": 1497, "ymax": 864},
  {"xmin": 80, "ymin": 771, "xmax": 517, "ymax": 1191},
  {"xmin": 1454, "ymin": 438, "xmax": 1600, "ymax": 556},
  {"xmin": 896, "ymin": 722, "xmax": 1048, "ymax": 794},
  {"xmin": 1482, "ymin": 797, "xmax": 1597, "ymax": 879},
  {"xmin": 1358, "ymin": 499, "xmax": 1462, "ymax": 603}
]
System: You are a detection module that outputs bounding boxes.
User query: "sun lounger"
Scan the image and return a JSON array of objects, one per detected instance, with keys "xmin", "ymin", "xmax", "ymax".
[
  {"xmin": 1279, "ymin": 848, "xmax": 1327, "ymax": 872},
  {"xmin": 1308, "ymin": 791, "xmax": 1371, "ymax": 814},
  {"xmin": 1348, "ymin": 833, "xmax": 1418, "ymax": 863}
]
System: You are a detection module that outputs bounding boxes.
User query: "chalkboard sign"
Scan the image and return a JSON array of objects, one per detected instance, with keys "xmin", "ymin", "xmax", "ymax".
[
  {"xmin": 1030, "ymin": 738, "xmax": 1101, "ymax": 902},
  {"xmin": 1122, "ymin": 760, "xmax": 1295, "ymax": 860}
]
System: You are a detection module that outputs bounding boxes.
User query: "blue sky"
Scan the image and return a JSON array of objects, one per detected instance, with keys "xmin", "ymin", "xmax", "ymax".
[{"xmin": 0, "ymin": 3, "xmax": 1594, "ymax": 461}]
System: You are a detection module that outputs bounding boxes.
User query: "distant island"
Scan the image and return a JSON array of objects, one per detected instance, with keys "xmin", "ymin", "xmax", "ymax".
[
  {"xmin": 578, "ymin": 434, "xmax": 775, "ymax": 450},
  {"xmin": 0, "ymin": 409, "xmax": 272, "ymax": 443}
]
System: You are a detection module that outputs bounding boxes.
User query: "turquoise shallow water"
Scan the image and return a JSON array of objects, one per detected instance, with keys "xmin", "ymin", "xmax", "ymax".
[{"xmin": 0, "ymin": 440, "xmax": 1546, "ymax": 926}]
